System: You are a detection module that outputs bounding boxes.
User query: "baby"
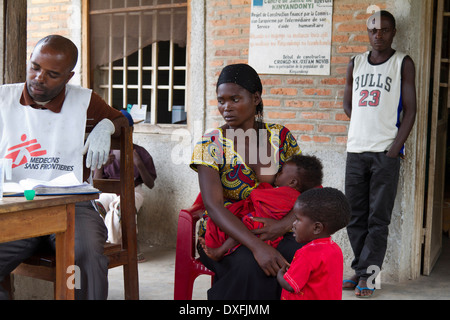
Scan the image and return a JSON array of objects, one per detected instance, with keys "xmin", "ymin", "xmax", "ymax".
[
  {"xmin": 277, "ymin": 187, "xmax": 351, "ymax": 300},
  {"xmin": 202, "ymin": 154, "xmax": 323, "ymax": 261}
]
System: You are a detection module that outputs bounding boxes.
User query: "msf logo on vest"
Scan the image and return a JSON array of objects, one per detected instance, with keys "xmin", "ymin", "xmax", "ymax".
[{"xmin": 4, "ymin": 134, "xmax": 47, "ymax": 168}]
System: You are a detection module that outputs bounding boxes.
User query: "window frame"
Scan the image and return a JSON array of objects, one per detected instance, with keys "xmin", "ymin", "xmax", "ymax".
[{"xmin": 81, "ymin": 0, "xmax": 188, "ymax": 125}]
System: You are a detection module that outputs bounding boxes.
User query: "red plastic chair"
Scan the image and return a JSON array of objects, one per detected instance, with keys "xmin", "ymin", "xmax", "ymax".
[{"xmin": 174, "ymin": 201, "xmax": 215, "ymax": 300}]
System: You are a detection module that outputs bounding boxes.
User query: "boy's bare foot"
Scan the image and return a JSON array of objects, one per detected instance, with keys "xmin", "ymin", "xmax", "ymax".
[{"xmin": 342, "ymin": 274, "xmax": 358, "ymax": 290}]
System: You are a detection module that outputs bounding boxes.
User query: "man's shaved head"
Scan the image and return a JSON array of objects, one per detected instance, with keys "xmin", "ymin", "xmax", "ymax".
[{"xmin": 33, "ymin": 35, "xmax": 78, "ymax": 71}]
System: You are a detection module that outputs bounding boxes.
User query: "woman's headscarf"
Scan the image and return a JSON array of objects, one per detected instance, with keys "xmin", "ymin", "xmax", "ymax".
[
  {"xmin": 216, "ymin": 64, "xmax": 264, "ymax": 121},
  {"xmin": 216, "ymin": 64, "xmax": 263, "ymax": 95}
]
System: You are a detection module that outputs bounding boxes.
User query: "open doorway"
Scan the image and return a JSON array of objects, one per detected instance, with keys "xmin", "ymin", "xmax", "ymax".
[{"xmin": 422, "ymin": 0, "xmax": 450, "ymax": 276}]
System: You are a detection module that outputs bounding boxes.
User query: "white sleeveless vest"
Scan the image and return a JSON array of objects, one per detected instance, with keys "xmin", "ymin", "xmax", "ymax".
[
  {"xmin": 0, "ymin": 84, "xmax": 92, "ymax": 183},
  {"xmin": 347, "ymin": 51, "xmax": 407, "ymax": 154}
]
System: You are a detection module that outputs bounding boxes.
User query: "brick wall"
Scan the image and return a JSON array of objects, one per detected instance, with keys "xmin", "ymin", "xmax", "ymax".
[
  {"xmin": 27, "ymin": 0, "xmax": 82, "ymax": 84},
  {"xmin": 206, "ymin": 0, "xmax": 389, "ymax": 149},
  {"xmin": 26, "ymin": 0, "xmax": 72, "ymax": 60}
]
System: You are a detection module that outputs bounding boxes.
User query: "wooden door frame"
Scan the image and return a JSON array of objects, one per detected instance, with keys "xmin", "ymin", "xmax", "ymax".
[
  {"xmin": 412, "ymin": 0, "xmax": 450, "ymax": 278},
  {"xmin": 81, "ymin": 0, "xmax": 90, "ymax": 88},
  {"xmin": 0, "ymin": 0, "xmax": 27, "ymax": 84},
  {"xmin": 424, "ymin": 0, "xmax": 448, "ymax": 276},
  {"xmin": 411, "ymin": 0, "xmax": 435, "ymax": 280}
]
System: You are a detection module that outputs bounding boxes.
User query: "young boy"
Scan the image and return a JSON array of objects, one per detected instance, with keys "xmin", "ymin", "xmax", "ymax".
[
  {"xmin": 277, "ymin": 187, "xmax": 351, "ymax": 300},
  {"xmin": 203, "ymin": 154, "xmax": 323, "ymax": 261}
]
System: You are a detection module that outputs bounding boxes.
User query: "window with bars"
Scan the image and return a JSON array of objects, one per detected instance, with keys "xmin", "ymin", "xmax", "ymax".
[{"xmin": 88, "ymin": 0, "xmax": 188, "ymax": 125}]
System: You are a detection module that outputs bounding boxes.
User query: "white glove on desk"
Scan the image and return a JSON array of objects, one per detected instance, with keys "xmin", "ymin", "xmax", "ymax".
[{"xmin": 82, "ymin": 118, "xmax": 115, "ymax": 169}]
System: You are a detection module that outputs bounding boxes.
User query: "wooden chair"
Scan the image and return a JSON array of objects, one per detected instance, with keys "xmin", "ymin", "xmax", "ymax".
[
  {"xmin": 9, "ymin": 126, "xmax": 139, "ymax": 300},
  {"xmin": 174, "ymin": 201, "xmax": 214, "ymax": 300}
]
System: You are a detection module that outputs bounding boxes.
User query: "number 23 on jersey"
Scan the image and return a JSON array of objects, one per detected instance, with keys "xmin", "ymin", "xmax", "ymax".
[{"xmin": 359, "ymin": 90, "xmax": 381, "ymax": 107}]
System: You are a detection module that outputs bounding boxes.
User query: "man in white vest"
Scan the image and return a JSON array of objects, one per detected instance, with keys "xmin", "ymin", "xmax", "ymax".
[
  {"xmin": 342, "ymin": 11, "xmax": 417, "ymax": 298},
  {"xmin": 0, "ymin": 35, "xmax": 128, "ymax": 299}
]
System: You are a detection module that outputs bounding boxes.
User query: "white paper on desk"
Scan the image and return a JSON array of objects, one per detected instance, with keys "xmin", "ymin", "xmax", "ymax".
[
  {"xmin": 3, "ymin": 172, "xmax": 96, "ymax": 195},
  {"xmin": 19, "ymin": 172, "xmax": 83, "ymax": 189},
  {"xmin": 3, "ymin": 182, "xmax": 24, "ymax": 193}
]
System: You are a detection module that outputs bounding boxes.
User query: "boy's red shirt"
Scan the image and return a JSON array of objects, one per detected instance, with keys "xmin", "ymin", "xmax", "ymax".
[{"xmin": 281, "ymin": 237, "xmax": 343, "ymax": 300}]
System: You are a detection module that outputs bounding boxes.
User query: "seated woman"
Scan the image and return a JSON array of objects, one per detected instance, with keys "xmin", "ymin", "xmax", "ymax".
[{"xmin": 190, "ymin": 63, "xmax": 303, "ymax": 300}]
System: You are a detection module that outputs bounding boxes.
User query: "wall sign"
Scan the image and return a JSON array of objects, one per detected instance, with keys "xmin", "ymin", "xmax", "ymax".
[{"xmin": 249, "ymin": 0, "xmax": 333, "ymax": 75}]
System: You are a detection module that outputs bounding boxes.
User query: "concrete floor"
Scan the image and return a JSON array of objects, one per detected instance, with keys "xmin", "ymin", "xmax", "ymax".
[
  {"xmin": 108, "ymin": 237, "xmax": 450, "ymax": 300},
  {"xmin": 107, "ymin": 244, "xmax": 210, "ymax": 300}
]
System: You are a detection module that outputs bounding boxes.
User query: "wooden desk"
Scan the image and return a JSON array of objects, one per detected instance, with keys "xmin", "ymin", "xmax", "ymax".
[{"xmin": 0, "ymin": 194, "xmax": 98, "ymax": 300}]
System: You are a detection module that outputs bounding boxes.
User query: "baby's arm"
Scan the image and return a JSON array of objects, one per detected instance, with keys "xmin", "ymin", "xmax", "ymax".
[{"xmin": 277, "ymin": 265, "xmax": 294, "ymax": 292}]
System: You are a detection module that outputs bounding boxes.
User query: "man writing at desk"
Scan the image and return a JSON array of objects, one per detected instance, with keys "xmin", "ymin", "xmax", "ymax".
[{"xmin": 0, "ymin": 35, "xmax": 128, "ymax": 299}]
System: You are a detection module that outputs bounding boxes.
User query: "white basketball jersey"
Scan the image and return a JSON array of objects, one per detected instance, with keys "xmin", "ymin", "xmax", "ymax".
[{"xmin": 347, "ymin": 51, "xmax": 407, "ymax": 154}]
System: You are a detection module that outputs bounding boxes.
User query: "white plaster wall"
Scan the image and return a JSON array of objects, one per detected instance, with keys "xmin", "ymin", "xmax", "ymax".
[
  {"xmin": 133, "ymin": 130, "xmax": 199, "ymax": 246},
  {"xmin": 380, "ymin": 0, "xmax": 421, "ymax": 283}
]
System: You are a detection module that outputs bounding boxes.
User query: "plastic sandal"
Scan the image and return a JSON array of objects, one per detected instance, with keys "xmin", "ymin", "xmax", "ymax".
[{"xmin": 355, "ymin": 285, "xmax": 375, "ymax": 298}]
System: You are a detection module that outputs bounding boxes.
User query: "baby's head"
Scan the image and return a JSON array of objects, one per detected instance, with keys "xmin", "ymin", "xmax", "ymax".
[
  {"xmin": 274, "ymin": 154, "xmax": 323, "ymax": 192},
  {"xmin": 291, "ymin": 187, "xmax": 351, "ymax": 243}
]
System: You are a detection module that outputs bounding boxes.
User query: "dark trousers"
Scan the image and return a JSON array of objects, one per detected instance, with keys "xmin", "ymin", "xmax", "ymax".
[
  {"xmin": 0, "ymin": 202, "xmax": 108, "ymax": 300},
  {"xmin": 345, "ymin": 152, "xmax": 400, "ymax": 280}
]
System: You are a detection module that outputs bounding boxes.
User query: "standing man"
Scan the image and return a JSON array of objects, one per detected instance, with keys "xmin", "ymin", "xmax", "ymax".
[
  {"xmin": 0, "ymin": 35, "xmax": 128, "ymax": 299},
  {"xmin": 342, "ymin": 11, "xmax": 417, "ymax": 298}
]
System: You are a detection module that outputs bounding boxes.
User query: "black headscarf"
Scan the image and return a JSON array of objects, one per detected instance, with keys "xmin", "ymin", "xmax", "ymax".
[
  {"xmin": 216, "ymin": 64, "xmax": 263, "ymax": 94},
  {"xmin": 216, "ymin": 64, "xmax": 264, "ymax": 124}
]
